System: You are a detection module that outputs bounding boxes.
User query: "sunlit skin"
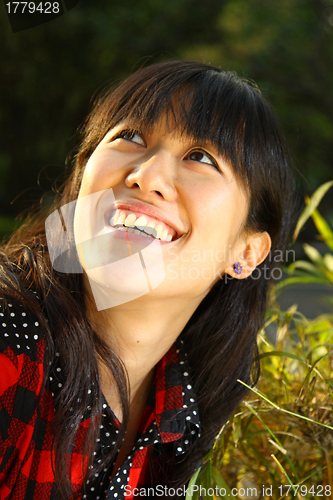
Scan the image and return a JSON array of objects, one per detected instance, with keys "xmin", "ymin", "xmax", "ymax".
[{"xmin": 75, "ymin": 116, "xmax": 271, "ymax": 468}]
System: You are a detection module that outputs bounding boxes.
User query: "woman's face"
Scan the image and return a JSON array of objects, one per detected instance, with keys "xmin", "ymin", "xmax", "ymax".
[{"xmin": 74, "ymin": 115, "xmax": 250, "ymax": 310}]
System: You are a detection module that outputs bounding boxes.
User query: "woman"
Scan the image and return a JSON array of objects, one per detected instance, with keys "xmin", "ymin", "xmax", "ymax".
[{"xmin": 0, "ymin": 61, "xmax": 295, "ymax": 499}]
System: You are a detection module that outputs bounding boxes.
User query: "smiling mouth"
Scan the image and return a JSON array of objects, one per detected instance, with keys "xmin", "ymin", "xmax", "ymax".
[{"xmin": 109, "ymin": 209, "xmax": 180, "ymax": 242}]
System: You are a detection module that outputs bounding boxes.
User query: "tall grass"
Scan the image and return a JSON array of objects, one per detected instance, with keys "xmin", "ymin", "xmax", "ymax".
[{"xmin": 191, "ymin": 182, "xmax": 333, "ymax": 500}]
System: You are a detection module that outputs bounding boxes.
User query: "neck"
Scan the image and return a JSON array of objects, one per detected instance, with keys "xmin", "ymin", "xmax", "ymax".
[
  {"xmin": 85, "ymin": 282, "xmax": 205, "ymax": 409},
  {"xmin": 95, "ymin": 295, "xmax": 202, "ymax": 377}
]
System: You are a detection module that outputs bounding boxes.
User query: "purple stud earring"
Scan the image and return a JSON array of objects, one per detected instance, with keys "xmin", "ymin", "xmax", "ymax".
[{"xmin": 233, "ymin": 262, "xmax": 242, "ymax": 275}]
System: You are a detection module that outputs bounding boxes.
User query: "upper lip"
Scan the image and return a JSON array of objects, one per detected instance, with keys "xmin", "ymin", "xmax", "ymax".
[{"xmin": 110, "ymin": 199, "xmax": 185, "ymax": 238}]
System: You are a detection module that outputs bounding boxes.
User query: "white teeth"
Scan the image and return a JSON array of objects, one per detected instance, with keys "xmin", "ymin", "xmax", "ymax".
[
  {"xmin": 110, "ymin": 214, "xmax": 117, "ymax": 226},
  {"xmin": 160, "ymin": 229, "xmax": 169, "ymax": 242},
  {"xmin": 144, "ymin": 221, "xmax": 155, "ymax": 235},
  {"xmin": 155, "ymin": 225, "xmax": 163, "ymax": 239},
  {"xmin": 117, "ymin": 212, "xmax": 126, "ymax": 225},
  {"xmin": 110, "ymin": 210, "xmax": 175, "ymax": 241},
  {"xmin": 124, "ymin": 213, "xmax": 136, "ymax": 227},
  {"xmin": 135, "ymin": 217, "xmax": 158, "ymax": 238},
  {"xmin": 135, "ymin": 215, "xmax": 148, "ymax": 230}
]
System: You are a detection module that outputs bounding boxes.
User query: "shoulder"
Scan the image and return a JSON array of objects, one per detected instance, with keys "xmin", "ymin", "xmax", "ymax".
[
  {"xmin": 0, "ymin": 296, "xmax": 46, "ymax": 365},
  {"xmin": 0, "ymin": 296, "xmax": 47, "ymax": 402},
  {"xmin": 0, "ymin": 297, "xmax": 54, "ymax": 496}
]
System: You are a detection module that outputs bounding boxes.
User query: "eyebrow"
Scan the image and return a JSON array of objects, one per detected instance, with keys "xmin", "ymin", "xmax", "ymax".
[{"xmin": 107, "ymin": 121, "xmax": 237, "ymax": 178}]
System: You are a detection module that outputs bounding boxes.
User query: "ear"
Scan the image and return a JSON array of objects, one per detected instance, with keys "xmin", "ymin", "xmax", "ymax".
[{"xmin": 225, "ymin": 231, "xmax": 271, "ymax": 279}]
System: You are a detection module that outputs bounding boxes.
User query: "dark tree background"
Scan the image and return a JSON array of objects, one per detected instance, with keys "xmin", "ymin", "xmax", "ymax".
[{"xmin": 1, "ymin": 0, "xmax": 333, "ymax": 235}]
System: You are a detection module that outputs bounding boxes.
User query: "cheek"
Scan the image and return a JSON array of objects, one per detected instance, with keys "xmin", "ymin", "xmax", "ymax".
[
  {"xmin": 193, "ymin": 184, "xmax": 248, "ymax": 243},
  {"xmin": 79, "ymin": 151, "xmax": 119, "ymax": 197}
]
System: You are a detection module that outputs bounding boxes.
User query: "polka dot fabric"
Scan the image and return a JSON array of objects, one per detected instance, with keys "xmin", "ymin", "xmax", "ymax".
[
  {"xmin": 83, "ymin": 341, "xmax": 201, "ymax": 500},
  {"xmin": 0, "ymin": 299, "xmax": 201, "ymax": 499},
  {"xmin": 0, "ymin": 298, "xmax": 64, "ymax": 499}
]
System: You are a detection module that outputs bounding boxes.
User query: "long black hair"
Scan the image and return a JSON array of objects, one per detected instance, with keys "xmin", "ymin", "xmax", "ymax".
[{"xmin": 0, "ymin": 60, "xmax": 295, "ymax": 498}]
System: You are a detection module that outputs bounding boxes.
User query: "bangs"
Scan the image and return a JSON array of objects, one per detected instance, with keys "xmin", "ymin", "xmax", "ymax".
[
  {"xmin": 73, "ymin": 60, "xmax": 293, "ymax": 252},
  {"xmin": 99, "ymin": 62, "xmax": 271, "ymax": 183},
  {"xmin": 78, "ymin": 61, "xmax": 288, "ymax": 228}
]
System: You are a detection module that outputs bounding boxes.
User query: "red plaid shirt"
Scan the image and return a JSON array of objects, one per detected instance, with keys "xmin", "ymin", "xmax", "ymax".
[{"xmin": 0, "ymin": 299, "xmax": 200, "ymax": 499}]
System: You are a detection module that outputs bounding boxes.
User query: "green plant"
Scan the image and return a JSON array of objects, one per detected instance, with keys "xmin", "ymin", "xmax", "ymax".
[
  {"xmin": 188, "ymin": 182, "xmax": 333, "ymax": 500},
  {"xmin": 278, "ymin": 180, "xmax": 333, "ymax": 289}
]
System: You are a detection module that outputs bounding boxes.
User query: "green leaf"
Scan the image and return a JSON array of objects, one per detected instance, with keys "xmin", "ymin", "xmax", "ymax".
[
  {"xmin": 186, "ymin": 467, "xmax": 202, "ymax": 500},
  {"xmin": 244, "ymin": 404, "xmax": 300, "ymax": 483},
  {"xmin": 199, "ymin": 462, "xmax": 213, "ymax": 500},
  {"xmin": 271, "ymin": 454, "xmax": 296, "ymax": 493},
  {"xmin": 288, "ymin": 259, "xmax": 326, "ymax": 277},
  {"xmin": 203, "ymin": 447, "xmax": 214, "ymax": 464},
  {"xmin": 260, "ymin": 350, "xmax": 306, "ymax": 363},
  {"xmin": 211, "ymin": 466, "xmax": 232, "ymax": 497},
  {"xmin": 237, "ymin": 379, "xmax": 333, "ymax": 431},
  {"xmin": 232, "ymin": 415, "xmax": 241, "ymax": 445},
  {"xmin": 303, "ymin": 243, "xmax": 323, "ymax": 265},
  {"xmin": 311, "ymin": 208, "xmax": 333, "ymax": 252},
  {"xmin": 298, "ymin": 351, "xmax": 330, "ymax": 396},
  {"xmin": 294, "ymin": 180, "xmax": 333, "ymax": 241},
  {"xmin": 305, "ymin": 320, "xmax": 332, "ymax": 334},
  {"xmin": 323, "ymin": 253, "xmax": 333, "ymax": 273},
  {"xmin": 275, "ymin": 276, "xmax": 330, "ymax": 291},
  {"xmin": 300, "ymin": 465, "xmax": 329, "ymax": 485}
]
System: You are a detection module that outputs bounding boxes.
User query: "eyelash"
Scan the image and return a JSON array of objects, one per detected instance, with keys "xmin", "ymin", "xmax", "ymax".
[
  {"xmin": 114, "ymin": 129, "xmax": 143, "ymax": 143},
  {"xmin": 113, "ymin": 129, "xmax": 220, "ymax": 170},
  {"xmin": 187, "ymin": 149, "xmax": 219, "ymax": 169}
]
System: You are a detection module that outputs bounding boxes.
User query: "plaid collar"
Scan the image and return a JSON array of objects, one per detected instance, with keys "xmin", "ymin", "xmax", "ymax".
[
  {"xmin": 142, "ymin": 337, "xmax": 201, "ymax": 454},
  {"xmin": 50, "ymin": 337, "xmax": 201, "ymax": 453},
  {"xmin": 50, "ymin": 337, "xmax": 201, "ymax": 499},
  {"xmin": 0, "ymin": 297, "xmax": 201, "ymax": 500}
]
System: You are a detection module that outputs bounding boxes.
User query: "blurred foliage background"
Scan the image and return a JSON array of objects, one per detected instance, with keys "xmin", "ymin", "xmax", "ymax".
[
  {"xmin": 1, "ymin": 1, "xmax": 333, "ymax": 496},
  {"xmin": 190, "ymin": 183, "xmax": 333, "ymax": 500},
  {"xmin": 1, "ymin": 0, "xmax": 333, "ymax": 234}
]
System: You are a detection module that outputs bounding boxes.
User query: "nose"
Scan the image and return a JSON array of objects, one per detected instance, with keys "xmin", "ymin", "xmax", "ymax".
[{"xmin": 125, "ymin": 152, "xmax": 178, "ymax": 202}]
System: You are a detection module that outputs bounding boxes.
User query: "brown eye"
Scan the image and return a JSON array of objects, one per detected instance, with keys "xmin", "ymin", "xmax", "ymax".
[
  {"xmin": 117, "ymin": 130, "xmax": 145, "ymax": 146},
  {"xmin": 188, "ymin": 150, "xmax": 218, "ymax": 168}
]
